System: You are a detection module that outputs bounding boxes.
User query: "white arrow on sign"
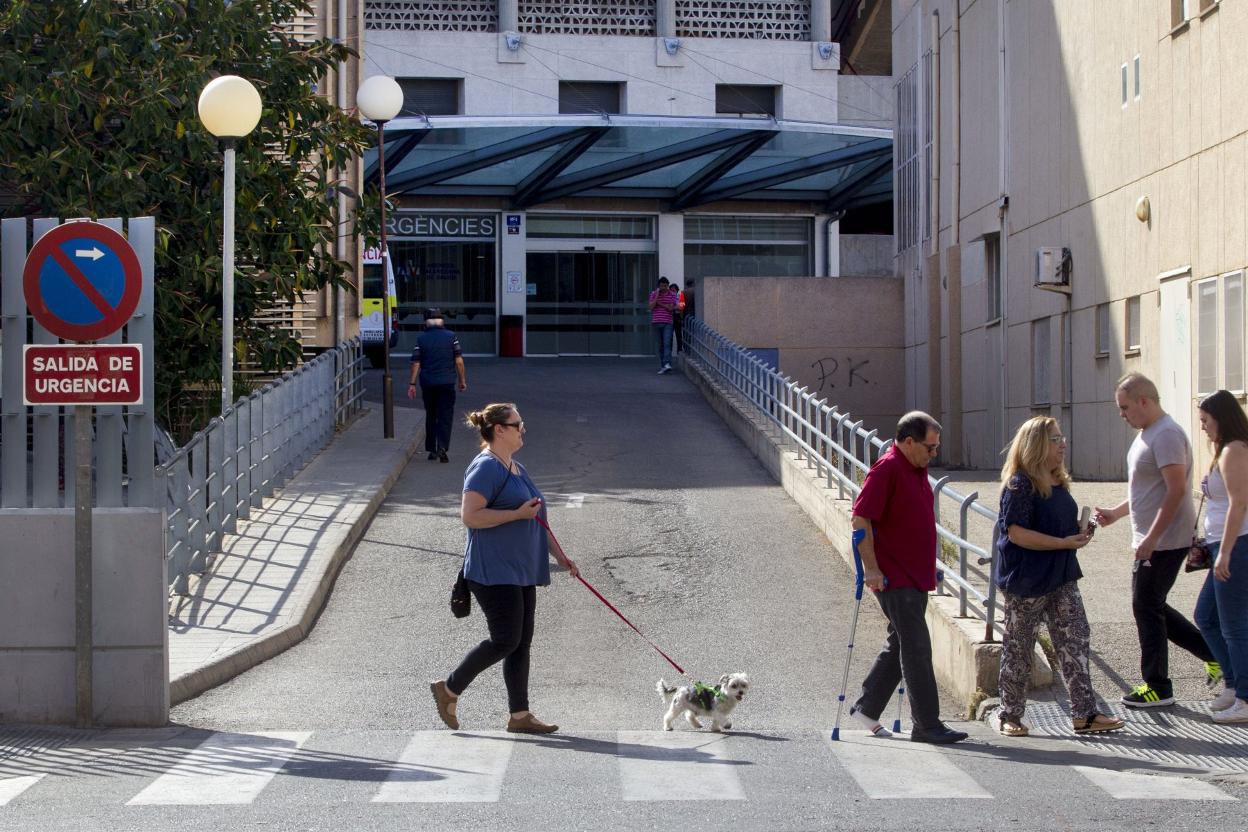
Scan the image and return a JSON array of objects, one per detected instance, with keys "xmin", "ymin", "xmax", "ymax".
[{"xmin": 74, "ymin": 248, "xmax": 104, "ymax": 261}]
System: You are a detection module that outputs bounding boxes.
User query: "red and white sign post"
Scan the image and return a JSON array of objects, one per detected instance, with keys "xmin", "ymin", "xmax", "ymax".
[{"xmin": 21, "ymin": 221, "xmax": 145, "ymax": 728}]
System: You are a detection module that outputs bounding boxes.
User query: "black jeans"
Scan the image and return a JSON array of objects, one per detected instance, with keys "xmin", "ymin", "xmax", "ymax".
[
  {"xmin": 420, "ymin": 383, "xmax": 456, "ymax": 454},
  {"xmin": 446, "ymin": 583, "xmax": 536, "ymax": 713},
  {"xmin": 852, "ymin": 587, "xmax": 942, "ymax": 730},
  {"xmin": 673, "ymin": 314, "xmax": 684, "ymax": 353},
  {"xmin": 1132, "ymin": 546, "xmax": 1214, "ymax": 691}
]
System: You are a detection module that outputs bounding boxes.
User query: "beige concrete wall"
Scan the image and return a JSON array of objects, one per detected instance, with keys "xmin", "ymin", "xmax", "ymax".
[
  {"xmin": 839, "ymin": 234, "xmax": 894, "ymax": 276},
  {"xmin": 700, "ymin": 276, "xmax": 905, "ymax": 432},
  {"xmin": 896, "ymin": 0, "xmax": 1248, "ymax": 477}
]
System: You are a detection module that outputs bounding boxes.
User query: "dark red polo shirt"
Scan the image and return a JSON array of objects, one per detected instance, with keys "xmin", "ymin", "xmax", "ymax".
[{"xmin": 852, "ymin": 445, "xmax": 937, "ymax": 591}]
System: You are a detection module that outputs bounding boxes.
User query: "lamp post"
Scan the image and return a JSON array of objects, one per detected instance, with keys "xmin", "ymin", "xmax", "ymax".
[
  {"xmin": 197, "ymin": 75, "xmax": 263, "ymax": 414},
  {"xmin": 357, "ymin": 75, "xmax": 404, "ymax": 439}
]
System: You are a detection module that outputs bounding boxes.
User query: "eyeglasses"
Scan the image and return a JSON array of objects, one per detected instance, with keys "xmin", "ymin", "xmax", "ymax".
[
  {"xmin": 921, "ymin": 442, "xmax": 940, "ymax": 453},
  {"xmin": 499, "ymin": 421, "xmax": 525, "ymax": 431},
  {"xmin": 1049, "ymin": 435, "xmax": 1068, "ymax": 445}
]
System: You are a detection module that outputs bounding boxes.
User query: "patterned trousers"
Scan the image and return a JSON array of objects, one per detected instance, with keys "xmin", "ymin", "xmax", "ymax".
[{"xmin": 999, "ymin": 581, "xmax": 1096, "ymax": 722}]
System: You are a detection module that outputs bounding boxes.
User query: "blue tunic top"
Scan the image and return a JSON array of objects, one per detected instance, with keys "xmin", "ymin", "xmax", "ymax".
[
  {"xmin": 462, "ymin": 451, "xmax": 550, "ymax": 586},
  {"xmin": 995, "ymin": 474, "xmax": 1083, "ymax": 598}
]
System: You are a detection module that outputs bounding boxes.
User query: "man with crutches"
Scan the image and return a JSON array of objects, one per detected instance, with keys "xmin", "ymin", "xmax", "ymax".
[{"xmin": 843, "ymin": 412, "xmax": 968, "ymax": 745}]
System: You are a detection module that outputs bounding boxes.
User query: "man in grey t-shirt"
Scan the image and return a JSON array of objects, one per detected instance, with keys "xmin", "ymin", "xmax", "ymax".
[{"xmin": 1095, "ymin": 373, "xmax": 1215, "ymax": 707}]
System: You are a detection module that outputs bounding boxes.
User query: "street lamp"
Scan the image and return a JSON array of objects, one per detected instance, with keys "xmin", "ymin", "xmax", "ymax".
[
  {"xmin": 197, "ymin": 75, "xmax": 263, "ymax": 414},
  {"xmin": 357, "ymin": 75, "xmax": 403, "ymax": 440}
]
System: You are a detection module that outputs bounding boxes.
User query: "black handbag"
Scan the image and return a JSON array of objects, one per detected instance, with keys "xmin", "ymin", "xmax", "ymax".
[
  {"xmin": 1186, "ymin": 494, "xmax": 1212, "ymax": 573},
  {"xmin": 450, "ymin": 569, "xmax": 471, "ymax": 618},
  {"xmin": 449, "ymin": 461, "xmax": 515, "ymax": 616}
]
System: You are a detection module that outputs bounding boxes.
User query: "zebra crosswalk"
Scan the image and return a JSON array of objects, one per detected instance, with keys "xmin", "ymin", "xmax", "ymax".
[{"xmin": 0, "ymin": 727, "xmax": 1239, "ymax": 809}]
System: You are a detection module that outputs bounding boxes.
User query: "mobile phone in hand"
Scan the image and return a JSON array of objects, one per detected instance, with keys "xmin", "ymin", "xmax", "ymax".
[{"xmin": 1079, "ymin": 506, "xmax": 1092, "ymax": 534}]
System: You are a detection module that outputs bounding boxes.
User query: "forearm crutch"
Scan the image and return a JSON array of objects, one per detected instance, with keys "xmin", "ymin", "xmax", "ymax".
[{"xmin": 831, "ymin": 528, "xmax": 868, "ymax": 741}]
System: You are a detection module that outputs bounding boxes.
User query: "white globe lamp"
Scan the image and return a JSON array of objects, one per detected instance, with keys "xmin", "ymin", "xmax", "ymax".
[{"xmin": 197, "ymin": 75, "xmax": 263, "ymax": 414}]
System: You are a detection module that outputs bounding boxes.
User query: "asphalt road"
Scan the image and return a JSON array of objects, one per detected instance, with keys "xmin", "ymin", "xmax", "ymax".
[{"xmin": 2, "ymin": 360, "xmax": 1245, "ymax": 831}]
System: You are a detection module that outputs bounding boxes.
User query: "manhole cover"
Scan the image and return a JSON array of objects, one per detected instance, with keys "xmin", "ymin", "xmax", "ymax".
[{"xmin": 1024, "ymin": 701, "xmax": 1248, "ymax": 773}]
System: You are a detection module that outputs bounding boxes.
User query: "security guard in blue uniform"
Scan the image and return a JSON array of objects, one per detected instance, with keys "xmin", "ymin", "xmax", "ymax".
[{"xmin": 407, "ymin": 308, "xmax": 467, "ymax": 462}]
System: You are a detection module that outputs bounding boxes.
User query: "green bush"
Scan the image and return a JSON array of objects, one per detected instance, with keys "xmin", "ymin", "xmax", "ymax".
[{"xmin": 0, "ymin": 0, "xmax": 373, "ymax": 439}]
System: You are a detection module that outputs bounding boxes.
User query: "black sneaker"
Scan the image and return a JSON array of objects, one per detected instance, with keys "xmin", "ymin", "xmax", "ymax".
[
  {"xmin": 1121, "ymin": 683, "xmax": 1174, "ymax": 708},
  {"xmin": 427, "ymin": 452, "xmax": 438, "ymax": 460},
  {"xmin": 439, "ymin": 452, "xmax": 449, "ymax": 463}
]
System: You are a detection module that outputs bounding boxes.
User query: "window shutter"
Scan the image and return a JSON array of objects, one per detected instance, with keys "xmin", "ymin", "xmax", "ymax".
[{"xmin": 398, "ymin": 79, "xmax": 461, "ymax": 116}]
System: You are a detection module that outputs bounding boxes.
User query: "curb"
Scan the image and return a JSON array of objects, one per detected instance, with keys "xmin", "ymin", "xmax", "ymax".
[
  {"xmin": 169, "ymin": 409, "xmax": 423, "ymax": 705},
  {"xmin": 678, "ymin": 356, "xmax": 1053, "ymax": 707}
]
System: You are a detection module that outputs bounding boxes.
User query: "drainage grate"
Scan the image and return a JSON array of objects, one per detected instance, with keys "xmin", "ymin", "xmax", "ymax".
[{"xmin": 1025, "ymin": 701, "xmax": 1248, "ymax": 773}]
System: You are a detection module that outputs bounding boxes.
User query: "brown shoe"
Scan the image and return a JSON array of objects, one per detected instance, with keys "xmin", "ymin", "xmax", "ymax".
[
  {"xmin": 506, "ymin": 712, "xmax": 558, "ymax": 734},
  {"xmin": 430, "ymin": 680, "xmax": 459, "ymax": 730}
]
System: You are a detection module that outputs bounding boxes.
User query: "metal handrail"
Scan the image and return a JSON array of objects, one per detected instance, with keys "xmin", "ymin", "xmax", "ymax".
[
  {"xmin": 684, "ymin": 318, "xmax": 1003, "ymax": 641},
  {"xmin": 160, "ymin": 338, "xmax": 366, "ymax": 596}
]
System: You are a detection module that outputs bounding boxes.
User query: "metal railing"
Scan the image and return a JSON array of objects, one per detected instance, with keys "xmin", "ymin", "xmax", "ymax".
[
  {"xmin": 684, "ymin": 318, "xmax": 1004, "ymax": 641},
  {"xmin": 160, "ymin": 338, "xmax": 366, "ymax": 595}
]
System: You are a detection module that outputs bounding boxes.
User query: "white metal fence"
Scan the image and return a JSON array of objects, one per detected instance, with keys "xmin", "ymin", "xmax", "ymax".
[
  {"xmin": 161, "ymin": 338, "xmax": 365, "ymax": 595},
  {"xmin": 684, "ymin": 317, "xmax": 1003, "ymax": 640}
]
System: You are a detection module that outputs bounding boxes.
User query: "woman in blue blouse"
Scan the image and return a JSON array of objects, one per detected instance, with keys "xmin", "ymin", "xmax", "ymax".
[
  {"xmin": 995, "ymin": 416, "xmax": 1124, "ymax": 736},
  {"xmin": 430, "ymin": 402, "xmax": 579, "ymax": 734}
]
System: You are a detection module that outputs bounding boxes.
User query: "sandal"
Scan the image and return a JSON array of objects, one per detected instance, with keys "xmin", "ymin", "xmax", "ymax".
[
  {"xmin": 1073, "ymin": 712, "xmax": 1125, "ymax": 734},
  {"xmin": 997, "ymin": 718, "xmax": 1029, "ymax": 737}
]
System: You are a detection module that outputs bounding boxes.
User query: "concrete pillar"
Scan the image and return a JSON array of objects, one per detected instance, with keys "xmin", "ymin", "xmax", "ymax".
[
  {"xmin": 657, "ymin": 213, "xmax": 685, "ymax": 286},
  {"xmin": 499, "ymin": 0, "xmax": 518, "ymax": 32},
  {"xmin": 498, "ymin": 212, "xmax": 526, "ymax": 319},
  {"xmin": 657, "ymin": 0, "xmax": 676, "ymax": 38},
  {"xmin": 499, "ymin": 211, "xmax": 527, "ymax": 356},
  {"xmin": 811, "ymin": 0, "xmax": 832, "ymax": 43},
  {"xmin": 0, "ymin": 509, "xmax": 168, "ymax": 726}
]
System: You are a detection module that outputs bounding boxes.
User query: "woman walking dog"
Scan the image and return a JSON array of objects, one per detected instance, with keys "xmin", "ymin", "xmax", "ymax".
[
  {"xmin": 994, "ymin": 416, "xmax": 1124, "ymax": 736},
  {"xmin": 430, "ymin": 402, "xmax": 579, "ymax": 734}
]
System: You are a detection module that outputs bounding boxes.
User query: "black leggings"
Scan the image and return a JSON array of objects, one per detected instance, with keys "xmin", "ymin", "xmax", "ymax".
[{"xmin": 446, "ymin": 583, "xmax": 536, "ymax": 713}]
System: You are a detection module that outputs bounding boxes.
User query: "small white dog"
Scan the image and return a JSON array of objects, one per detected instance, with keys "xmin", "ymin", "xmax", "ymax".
[{"xmin": 656, "ymin": 673, "xmax": 751, "ymax": 732}]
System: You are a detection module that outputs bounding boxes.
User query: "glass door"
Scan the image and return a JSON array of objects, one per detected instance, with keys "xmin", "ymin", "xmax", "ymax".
[{"xmin": 526, "ymin": 251, "xmax": 656, "ymax": 356}]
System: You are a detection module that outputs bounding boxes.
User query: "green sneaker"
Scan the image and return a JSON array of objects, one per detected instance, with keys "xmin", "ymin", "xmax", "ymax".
[
  {"xmin": 1121, "ymin": 683, "xmax": 1175, "ymax": 708},
  {"xmin": 1206, "ymin": 661, "xmax": 1224, "ymax": 690}
]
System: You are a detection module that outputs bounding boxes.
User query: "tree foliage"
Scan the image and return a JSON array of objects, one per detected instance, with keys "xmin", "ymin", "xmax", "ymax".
[{"xmin": 0, "ymin": 0, "xmax": 372, "ymax": 437}]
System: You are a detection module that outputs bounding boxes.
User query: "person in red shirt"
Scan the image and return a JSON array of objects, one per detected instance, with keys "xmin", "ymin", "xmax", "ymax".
[{"xmin": 848, "ymin": 411, "xmax": 968, "ymax": 744}]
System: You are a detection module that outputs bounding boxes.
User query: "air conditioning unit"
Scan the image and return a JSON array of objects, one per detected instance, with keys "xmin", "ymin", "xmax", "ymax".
[{"xmin": 1035, "ymin": 246, "xmax": 1072, "ymax": 293}]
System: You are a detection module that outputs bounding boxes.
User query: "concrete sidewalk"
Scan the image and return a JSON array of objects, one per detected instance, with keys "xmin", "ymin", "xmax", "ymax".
[{"xmin": 167, "ymin": 405, "xmax": 422, "ymax": 705}]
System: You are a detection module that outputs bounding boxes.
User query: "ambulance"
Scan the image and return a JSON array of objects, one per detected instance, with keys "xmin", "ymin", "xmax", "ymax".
[{"xmin": 360, "ymin": 246, "xmax": 397, "ymax": 368}]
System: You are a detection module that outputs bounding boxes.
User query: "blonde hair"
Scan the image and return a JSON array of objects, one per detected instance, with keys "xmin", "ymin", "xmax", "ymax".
[
  {"xmin": 1000, "ymin": 416, "xmax": 1070, "ymax": 499},
  {"xmin": 465, "ymin": 402, "xmax": 517, "ymax": 448}
]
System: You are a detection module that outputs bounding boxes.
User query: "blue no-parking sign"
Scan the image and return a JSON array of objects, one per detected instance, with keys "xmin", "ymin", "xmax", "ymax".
[{"xmin": 21, "ymin": 221, "xmax": 142, "ymax": 342}]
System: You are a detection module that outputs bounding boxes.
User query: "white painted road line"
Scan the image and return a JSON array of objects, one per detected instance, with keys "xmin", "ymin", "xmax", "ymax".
[
  {"xmin": 825, "ymin": 731, "xmax": 992, "ymax": 799},
  {"xmin": 1072, "ymin": 766, "xmax": 1237, "ymax": 800},
  {"xmin": 617, "ymin": 731, "xmax": 746, "ymax": 801},
  {"xmin": 127, "ymin": 731, "xmax": 311, "ymax": 806},
  {"xmin": 565, "ymin": 493, "xmax": 585, "ymax": 508},
  {"xmin": 373, "ymin": 731, "xmax": 514, "ymax": 803},
  {"xmin": 0, "ymin": 775, "xmax": 43, "ymax": 806}
]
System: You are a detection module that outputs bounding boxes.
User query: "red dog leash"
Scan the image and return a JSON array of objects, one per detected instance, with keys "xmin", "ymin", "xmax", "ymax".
[{"xmin": 536, "ymin": 514, "xmax": 687, "ymax": 677}]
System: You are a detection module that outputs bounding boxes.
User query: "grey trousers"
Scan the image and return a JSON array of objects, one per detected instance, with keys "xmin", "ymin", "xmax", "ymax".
[{"xmin": 852, "ymin": 587, "xmax": 942, "ymax": 730}]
